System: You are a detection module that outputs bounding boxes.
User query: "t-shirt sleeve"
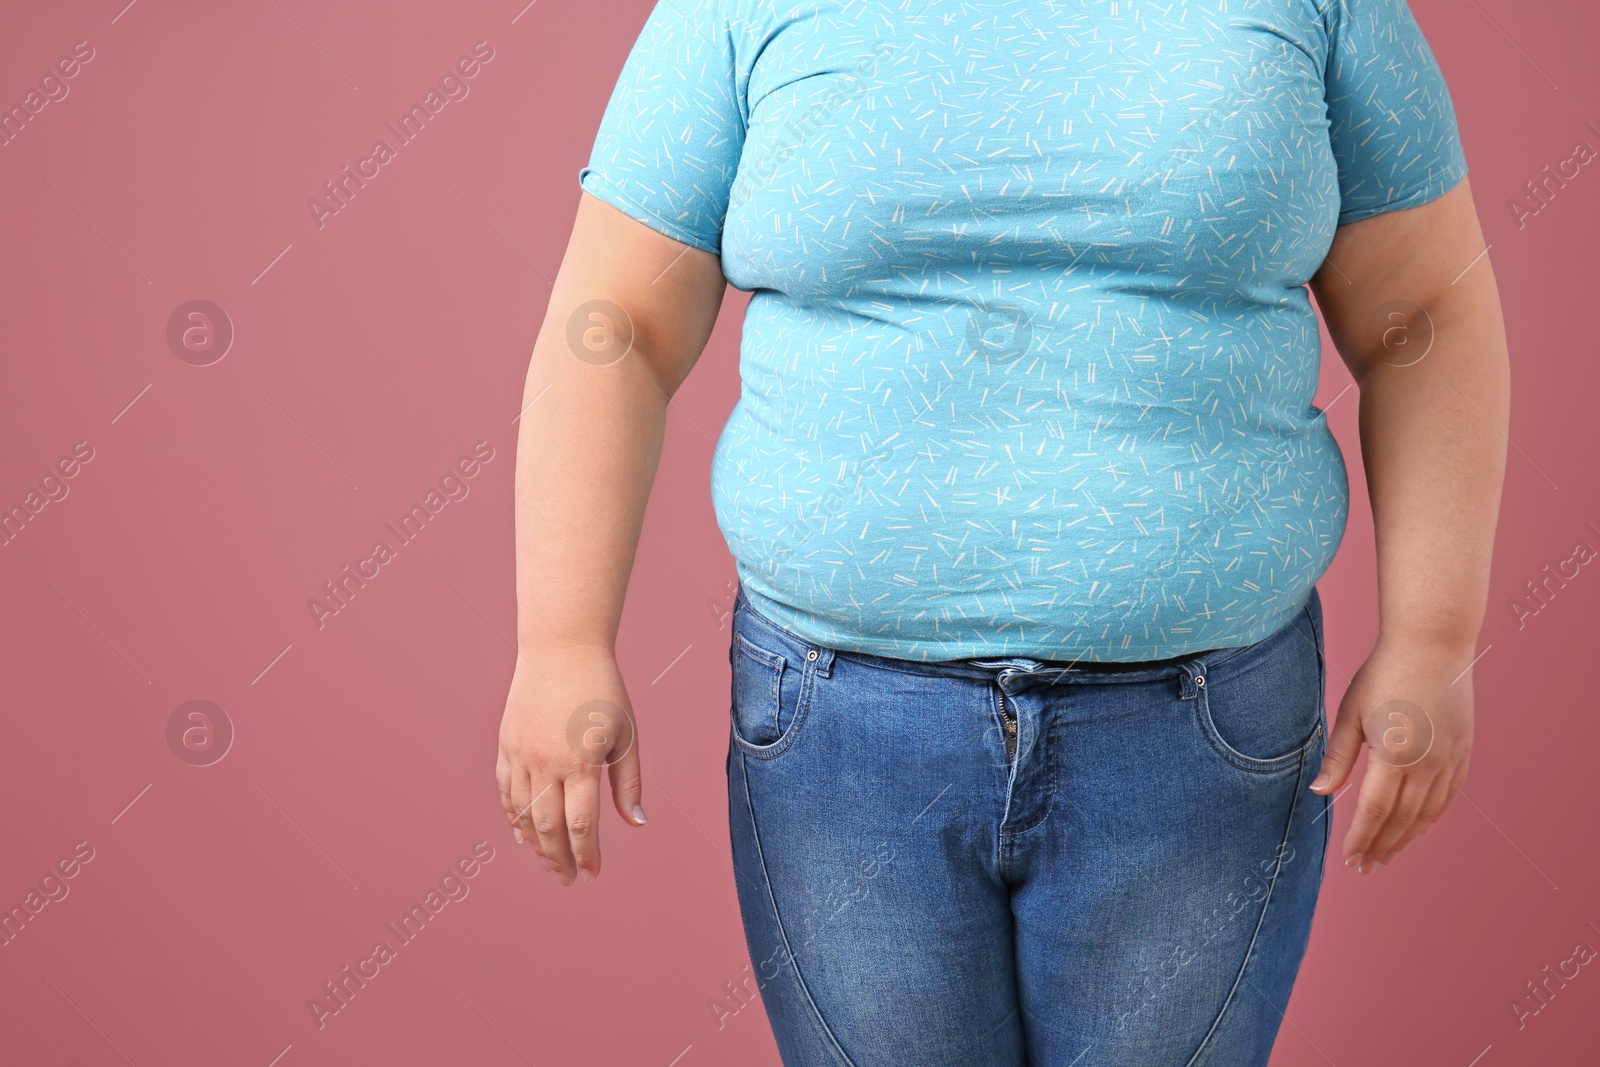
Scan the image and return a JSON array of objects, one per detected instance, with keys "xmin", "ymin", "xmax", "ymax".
[
  {"xmin": 1322, "ymin": 0, "xmax": 1470, "ymax": 225},
  {"xmin": 577, "ymin": 0, "xmax": 747, "ymax": 255}
]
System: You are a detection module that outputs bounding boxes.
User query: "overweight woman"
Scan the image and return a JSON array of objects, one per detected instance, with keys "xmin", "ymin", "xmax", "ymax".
[{"xmin": 495, "ymin": 0, "xmax": 1509, "ymax": 1062}]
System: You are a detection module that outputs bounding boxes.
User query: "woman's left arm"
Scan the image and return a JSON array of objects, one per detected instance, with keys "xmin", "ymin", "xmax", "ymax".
[{"xmin": 1305, "ymin": 177, "xmax": 1510, "ymax": 873}]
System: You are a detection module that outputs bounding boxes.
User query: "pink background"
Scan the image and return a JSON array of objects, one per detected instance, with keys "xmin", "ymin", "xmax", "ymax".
[{"xmin": 0, "ymin": 1, "xmax": 1595, "ymax": 1064}]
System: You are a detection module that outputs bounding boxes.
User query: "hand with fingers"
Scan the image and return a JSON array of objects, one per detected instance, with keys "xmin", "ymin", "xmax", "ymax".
[
  {"xmin": 496, "ymin": 647, "xmax": 647, "ymax": 885},
  {"xmin": 1310, "ymin": 639, "xmax": 1473, "ymax": 874}
]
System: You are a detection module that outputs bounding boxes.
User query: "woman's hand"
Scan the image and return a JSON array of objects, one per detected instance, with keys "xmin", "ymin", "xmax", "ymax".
[
  {"xmin": 1309, "ymin": 639, "xmax": 1474, "ymax": 874},
  {"xmin": 1306, "ymin": 179, "xmax": 1505, "ymax": 876},
  {"xmin": 493, "ymin": 194, "xmax": 721, "ymax": 886},
  {"xmin": 496, "ymin": 645, "xmax": 646, "ymax": 885}
]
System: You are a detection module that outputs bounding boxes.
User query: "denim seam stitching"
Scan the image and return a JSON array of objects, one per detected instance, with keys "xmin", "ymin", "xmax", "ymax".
[
  {"xmin": 735, "ymin": 750, "xmax": 859, "ymax": 1067},
  {"xmin": 1192, "ymin": 603, "xmax": 1323, "ymax": 774},
  {"xmin": 735, "ymin": 634, "xmax": 786, "ymax": 741},
  {"xmin": 1311, "ymin": 596, "xmax": 1332, "ymax": 885},
  {"xmin": 1184, "ymin": 734, "xmax": 1312, "ymax": 1066},
  {"xmin": 732, "ymin": 660, "xmax": 817, "ymax": 760},
  {"xmin": 990, "ymin": 688, "xmax": 1022, "ymax": 843},
  {"xmin": 1195, "ymin": 684, "xmax": 1322, "ymax": 775},
  {"xmin": 1000, "ymin": 711, "xmax": 1058, "ymax": 840}
]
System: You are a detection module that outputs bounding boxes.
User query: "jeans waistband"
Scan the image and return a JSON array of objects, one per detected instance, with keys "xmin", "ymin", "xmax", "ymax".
[{"xmin": 732, "ymin": 587, "xmax": 1228, "ymax": 686}]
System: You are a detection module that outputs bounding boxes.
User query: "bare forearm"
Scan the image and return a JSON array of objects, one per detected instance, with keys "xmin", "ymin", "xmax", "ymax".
[
  {"xmin": 1354, "ymin": 284, "xmax": 1509, "ymax": 656},
  {"xmin": 513, "ymin": 329, "xmax": 669, "ymax": 653},
  {"xmin": 508, "ymin": 194, "xmax": 727, "ymax": 659}
]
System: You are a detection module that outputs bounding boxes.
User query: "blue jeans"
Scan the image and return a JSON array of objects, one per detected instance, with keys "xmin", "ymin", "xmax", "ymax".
[{"xmin": 724, "ymin": 587, "xmax": 1331, "ymax": 1066}]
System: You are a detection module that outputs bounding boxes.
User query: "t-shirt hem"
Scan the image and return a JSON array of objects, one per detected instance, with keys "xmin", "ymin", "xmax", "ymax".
[
  {"xmin": 578, "ymin": 167, "xmax": 722, "ymax": 256},
  {"xmin": 1336, "ymin": 159, "xmax": 1470, "ymax": 226},
  {"xmin": 737, "ymin": 581, "xmax": 1310, "ymax": 666}
]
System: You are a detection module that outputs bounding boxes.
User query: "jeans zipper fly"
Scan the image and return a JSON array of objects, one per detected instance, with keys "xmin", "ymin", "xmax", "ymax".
[{"xmin": 998, "ymin": 691, "xmax": 1018, "ymax": 762}]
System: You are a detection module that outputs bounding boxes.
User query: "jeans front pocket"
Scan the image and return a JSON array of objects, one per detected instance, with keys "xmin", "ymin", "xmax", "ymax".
[
  {"xmin": 729, "ymin": 616, "xmax": 817, "ymax": 759},
  {"xmin": 1194, "ymin": 600, "xmax": 1325, "ymax": 774}
]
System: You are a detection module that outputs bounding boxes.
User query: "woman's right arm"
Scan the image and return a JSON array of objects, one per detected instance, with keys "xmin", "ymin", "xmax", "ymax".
[{"xmin": 496, "ymin": 191, "xmax": 727, "ymax": 886}]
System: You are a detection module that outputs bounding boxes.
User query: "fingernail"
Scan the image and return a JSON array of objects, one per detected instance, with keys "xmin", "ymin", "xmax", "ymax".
[
  {"xmin": 1309, "ymin": 776, "xmax": 1327, "ymax": 792},
  {"xmin": 581, "ymin": 869, "xmax": 596, "ymax": 883},
  {"xmin": 1345, "ymin": 855, "xmax": 1359, "ymax": 867},
  {"xmin": 559, "ymin": 874, "xmax": 573, "ymax": 887},
  {"xmin": 632, "ymin": 803, "xmax": 648, "ymax": 825},
  {"xmin": 512, "ymin": 826, "xmax": 524, "ymax": 844}
]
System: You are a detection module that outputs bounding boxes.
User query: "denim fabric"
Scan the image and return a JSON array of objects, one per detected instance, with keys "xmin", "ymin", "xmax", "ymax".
[{"xmin": 725, "ymin": 586, "xmax": 1331, "ymax": 1066}]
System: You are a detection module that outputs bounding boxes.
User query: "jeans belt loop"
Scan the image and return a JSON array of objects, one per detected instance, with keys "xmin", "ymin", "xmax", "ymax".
[{"xmin": 1176, "ymin": 660, "xmax": 1202, "ymax": 701}]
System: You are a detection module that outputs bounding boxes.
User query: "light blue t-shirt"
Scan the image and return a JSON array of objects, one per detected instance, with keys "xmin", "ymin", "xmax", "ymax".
[{"xmin": 580, "ymin": 0, "xmax": 1468, "ymax": 662}]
